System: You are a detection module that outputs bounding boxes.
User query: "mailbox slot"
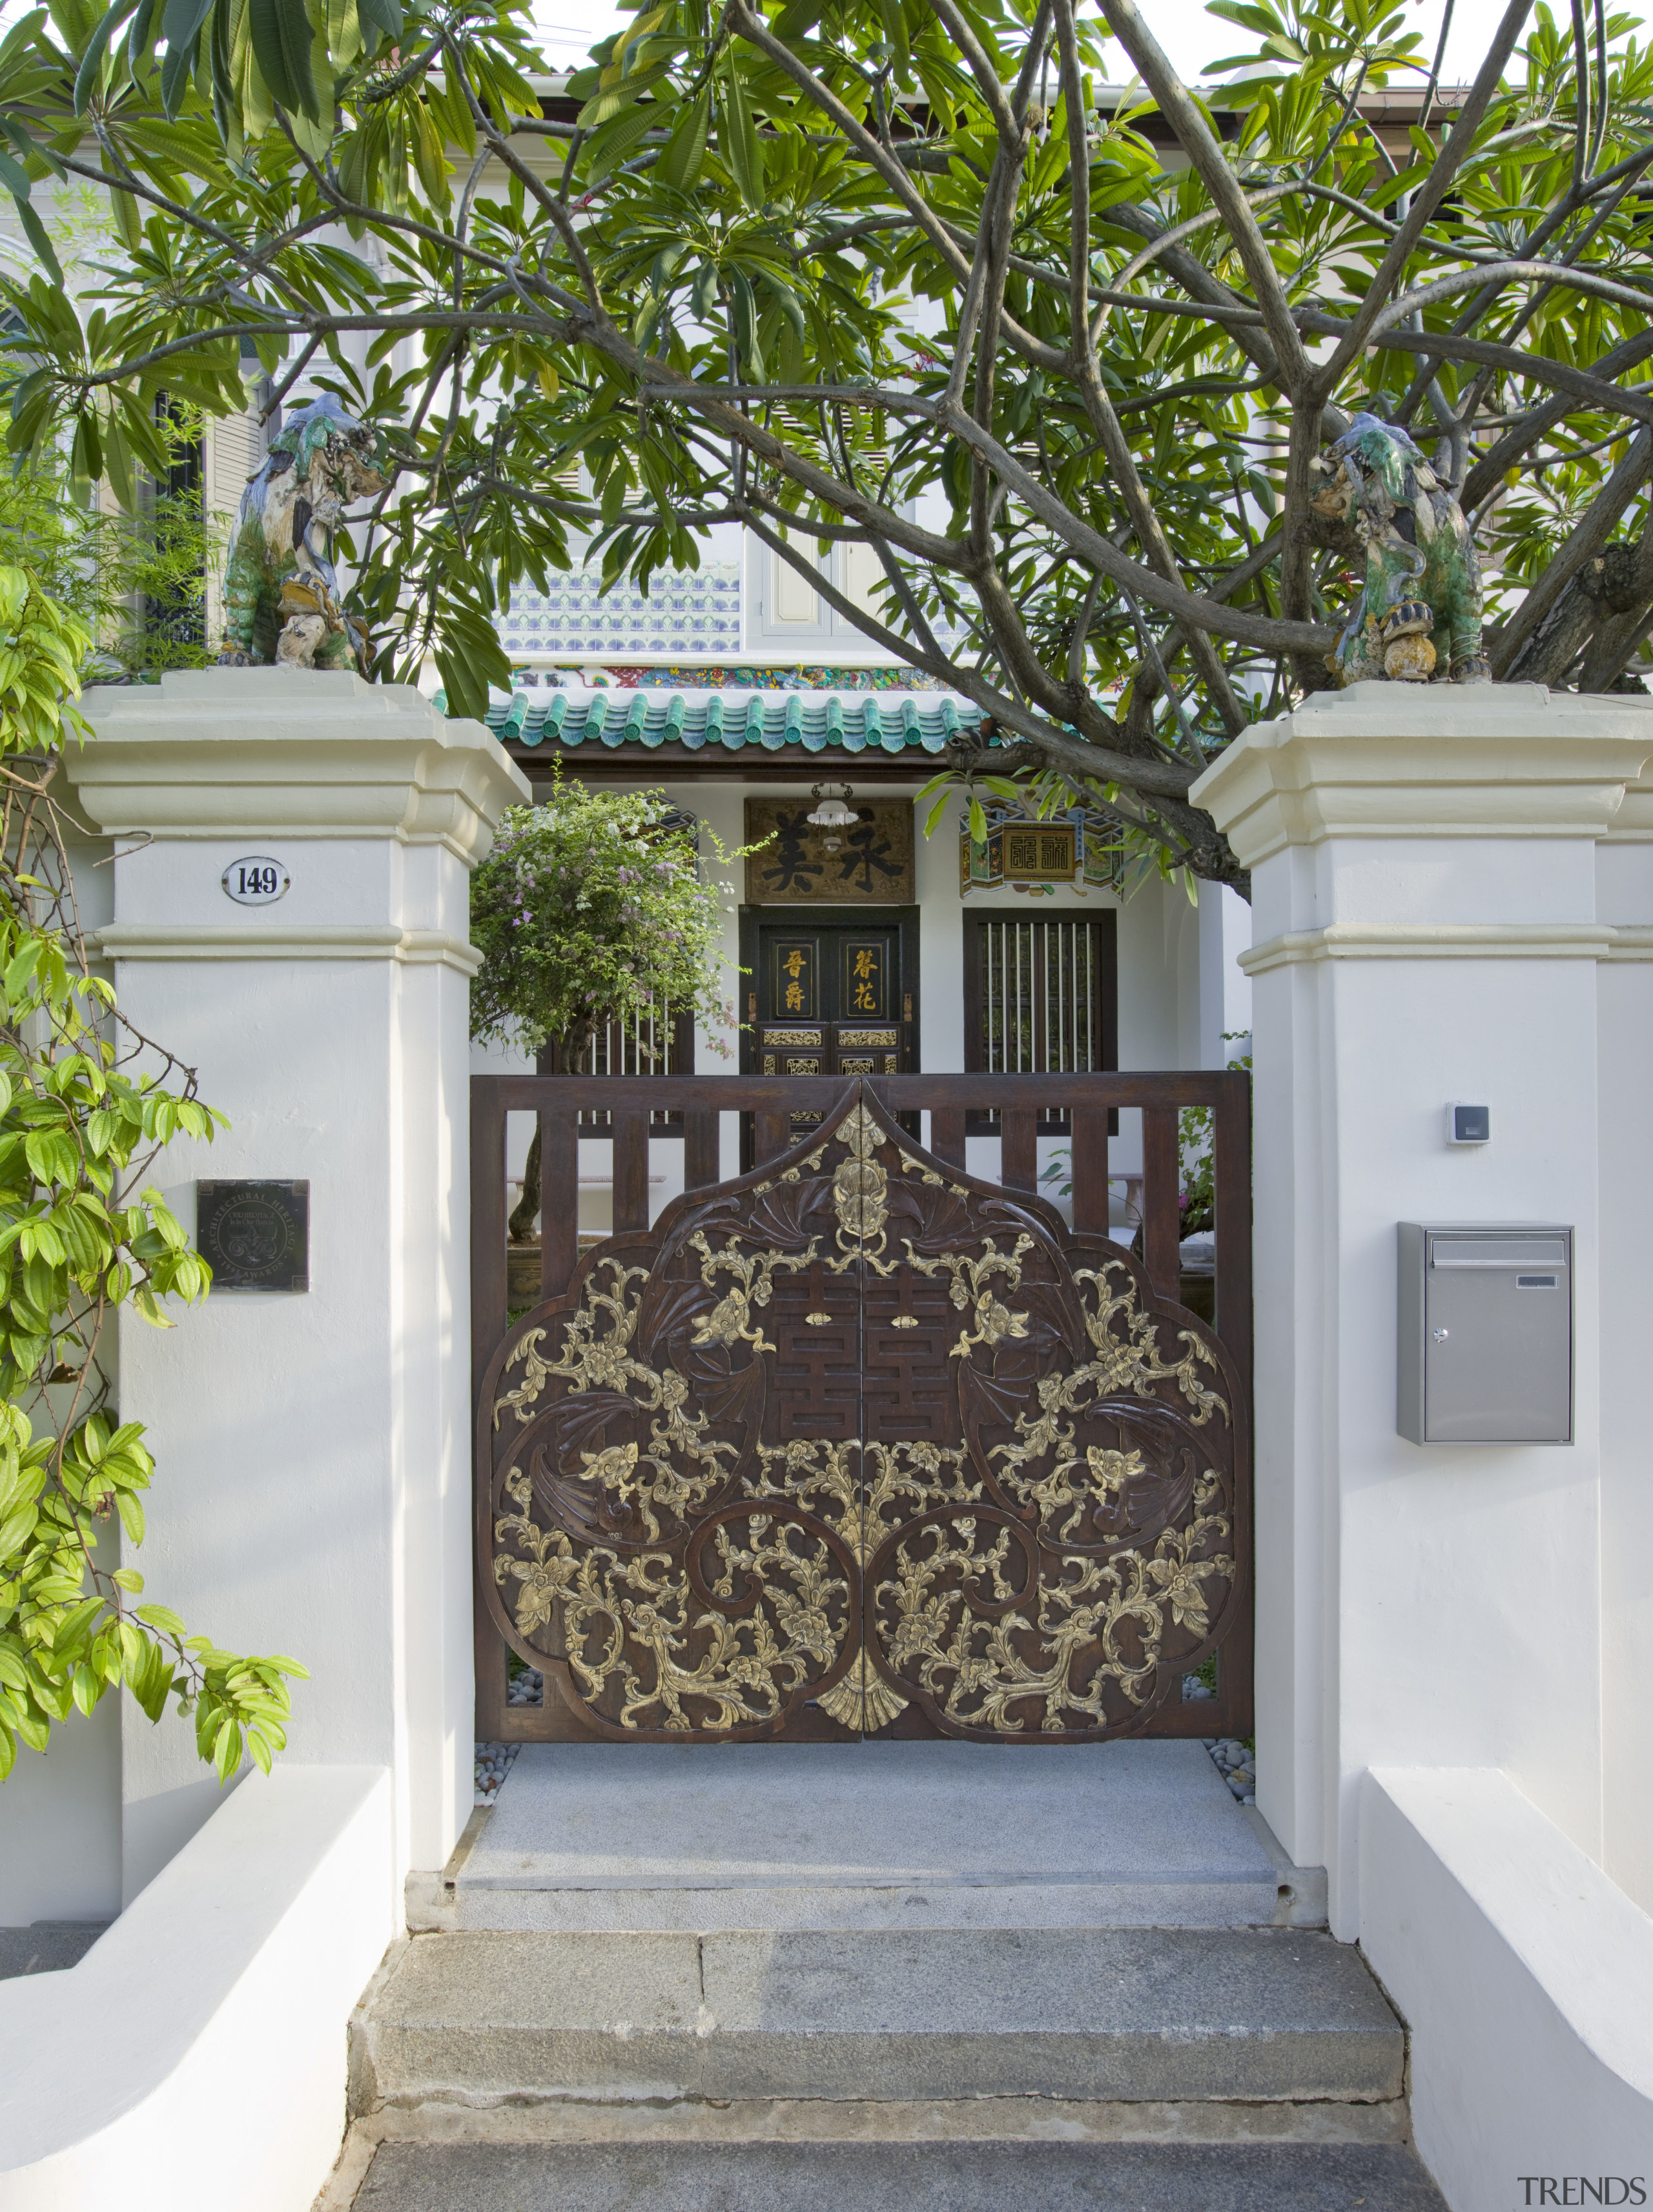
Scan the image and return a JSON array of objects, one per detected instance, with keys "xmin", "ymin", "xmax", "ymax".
[{"xmin": 1397, "ymin": 1223, "xmax": 1574, "ymax": 1445}]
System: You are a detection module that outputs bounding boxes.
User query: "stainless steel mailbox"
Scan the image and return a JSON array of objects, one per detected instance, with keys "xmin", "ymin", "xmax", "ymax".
[{"xmin": 1397, "ymin": 1223, "xmax": 1573, "ymax": 1445}]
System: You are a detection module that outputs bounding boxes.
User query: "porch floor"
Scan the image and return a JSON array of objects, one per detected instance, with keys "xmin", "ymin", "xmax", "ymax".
[{"xmin": 456, "ymin": 1740, "xmax": 1282, "ymax": 1932}]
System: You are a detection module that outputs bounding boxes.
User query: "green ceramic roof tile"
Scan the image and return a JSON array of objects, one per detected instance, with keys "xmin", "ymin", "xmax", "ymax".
[{"xmin": 449, "ymin": 687, "xmax": 985, "ymax": 758}]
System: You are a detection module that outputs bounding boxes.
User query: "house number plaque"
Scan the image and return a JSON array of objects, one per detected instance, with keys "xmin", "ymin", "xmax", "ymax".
[
  {"xmin": 196, "ymin": 1180, "xmax": 310, "ymax": 1292},
  {"xmin": 222, "ymin": 856, "xmax": 291, "ymax": 905}
]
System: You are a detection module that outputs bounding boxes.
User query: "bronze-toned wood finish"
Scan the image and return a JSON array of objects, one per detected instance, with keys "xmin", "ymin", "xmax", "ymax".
[{"xmin": 473, "ymin": 1071, "xmax": 1252, "ymax": 1746}]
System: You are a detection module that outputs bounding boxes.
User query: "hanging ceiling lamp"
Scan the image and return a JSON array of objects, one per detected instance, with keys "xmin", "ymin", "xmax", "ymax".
[
  {"xmin": 806, "ymin": 782, "xmax": 856, "ymax": 828},
  {"xmin": 806, "ymin": 781, "xmax": 857, "ymax": 852}
]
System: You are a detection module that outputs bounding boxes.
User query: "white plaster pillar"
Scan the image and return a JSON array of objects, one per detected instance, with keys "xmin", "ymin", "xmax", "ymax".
[
  {"xmin": 1594, "ymin": 764, "xmax": 1653, "ymax": 1917},
  {"xmin": 63, "ymin": 670, "xmax": 528, "ymax": 1905},
  {"xmin": 1192, "ymin": 681, "xmax": 1653, "ymax": 1937}
]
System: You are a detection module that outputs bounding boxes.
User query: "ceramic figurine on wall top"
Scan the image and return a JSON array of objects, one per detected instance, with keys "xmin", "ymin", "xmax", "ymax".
[
  {"xmin": 1311, "ymin": 413, "xmax": 1490, "ymax": 686},
  {"xmin": 218, "ymin": 395, "xmax": 389, "ymax": 676}
]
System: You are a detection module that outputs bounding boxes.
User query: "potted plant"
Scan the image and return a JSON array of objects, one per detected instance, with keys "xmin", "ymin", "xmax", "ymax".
[{"xmin": 469, "ymin": 771, "xmax": 740, "ymax": 1258}]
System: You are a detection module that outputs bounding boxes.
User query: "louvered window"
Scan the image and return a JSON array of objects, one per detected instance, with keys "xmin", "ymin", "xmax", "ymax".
[{"xmin": 963, "ymin": 914, "xmax": 1117, "ymax": 1130}]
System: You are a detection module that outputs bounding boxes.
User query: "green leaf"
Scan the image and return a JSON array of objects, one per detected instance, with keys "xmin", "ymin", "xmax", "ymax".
[
  {"xmin": 213, "ymin": 1713, "xmax": 242, "ymax": 1780},
  {"xmin": 8, "ymin": 194, "xmax": 63, "ymax": 288},
  {"xmin": 134, "ymin": 1602, "xmax": 186, "ymax": 1637},
  {"xmin": 158, "ymin": 0, "xmax": 213, "ymax": 115},
  {"xmin": 721, "ymin": 68, "xmax": 765, "ymax": 209},
  {"xmin": 249, "ymin": 0, "xmax": 316, "ymax": 116},
  {"xmin": 659, "ymin": 87, "xmax": 708, "ymax": 192}
]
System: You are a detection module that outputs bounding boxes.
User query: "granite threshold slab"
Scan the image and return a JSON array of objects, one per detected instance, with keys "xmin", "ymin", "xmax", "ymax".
[
  {"xmin": 457, "ymin": 1740, "xmax": 1283, "ymax": 1932},
  {"xmin": 347, "ymin": 2138, "xmax": 1447, "ymax": 2212}
]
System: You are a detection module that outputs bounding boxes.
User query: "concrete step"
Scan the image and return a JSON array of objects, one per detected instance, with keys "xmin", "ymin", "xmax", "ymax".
[
  {"xmin": 453, "ymin": 1741, "xmax": 1296, "ymax": 1933},
  {"xmin": 341, "ymin": 2135, "xmax": 1447, "ymax": 2210},
  {"xmin": 351, "ymin": 1925, "xmax": 1405, "ymax": 2109}
]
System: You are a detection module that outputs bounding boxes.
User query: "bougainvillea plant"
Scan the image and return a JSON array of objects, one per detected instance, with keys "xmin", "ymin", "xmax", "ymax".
[
  {"xmin": 0, "ymin": 565, "xmax": 306, "ymax": 1788},
  {"xmin": 469, "ymin": 770, "xmax": 744, "ymax": 1238}
]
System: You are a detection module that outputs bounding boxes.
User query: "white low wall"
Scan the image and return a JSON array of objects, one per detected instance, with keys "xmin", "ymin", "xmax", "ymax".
[
  {"xmin": 0, "ymin": 1766, "xmax": 394, "ymax": 2212},
  {"xmin": 1361, "ymin": 1769, "xmax": 1653, "ymax": 2209}
]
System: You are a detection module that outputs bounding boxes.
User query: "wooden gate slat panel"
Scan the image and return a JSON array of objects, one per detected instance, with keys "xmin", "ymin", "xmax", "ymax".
[
  {"xmin": 1140, "ymin": 1105, "xmax": 1183, "ymax": 1300},
  {"xmin": 475, "ymin": 1077, "xmax": 1252, "ymax": 1744}
]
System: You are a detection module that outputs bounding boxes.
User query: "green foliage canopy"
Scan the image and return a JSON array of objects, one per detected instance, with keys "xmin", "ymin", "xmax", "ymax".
[
  {"xmin": 470, "ymin": 776, "xmax": 738, "ymax": 1062},
  {"xmin": 4, "ymin": 0, "xmax": 1653, "ymax": 882},
  {"xmin": 0, "ymin": 413, "xmax": 225, "ymax": 680}
]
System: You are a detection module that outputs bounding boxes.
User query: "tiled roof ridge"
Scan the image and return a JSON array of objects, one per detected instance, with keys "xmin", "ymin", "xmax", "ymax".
[{"xmin": 447, "ymin": 685, "xmax": 988, "ymax": 757}]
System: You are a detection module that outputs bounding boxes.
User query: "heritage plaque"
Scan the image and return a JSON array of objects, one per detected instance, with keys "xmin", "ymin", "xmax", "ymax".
[
  {"xmin": 744, "ymin": 799, "xmax": 914, "ymax": 905},
  {"xmin": 196, "ymin": 1179, "xmax": 310, "ymax": 1292}
]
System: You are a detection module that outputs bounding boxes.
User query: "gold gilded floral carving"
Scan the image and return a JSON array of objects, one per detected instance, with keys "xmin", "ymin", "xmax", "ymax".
[
  {"xmin": 817, "ymin": 1659, "xmax": 910, "ymax": 1731},
  {"xmin": 480, "ymin": 1085, "xmax": 1245, "ymax": 1742},
  {"xmin": 1073, "ymin": 1262, "xmax": 1228, "ymax": 1425},
  {"xmin": 907, "ymin": 1236, "xmax": 1036, "ymax": 1356},
  {"xmin": 495, "ymin": 1467, "xmax": 853, "ymax": 1731},
  {"xmin": 871, "ymin": 1476, "xmax": 1233, "ymax": 1734},
  {"xmin": 688, "ymin": 1232, "xmax": 816, "ymax": 1351},
  {"xmin": 831, "ymin": 1099, "xmax": 888, "ymax": 1250}
]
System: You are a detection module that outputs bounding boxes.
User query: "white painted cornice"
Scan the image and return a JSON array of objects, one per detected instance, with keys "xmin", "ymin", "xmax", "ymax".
[
  {"xmin": 1189, "ymin": 681, "xmax": 1653, "ymax": 869},
  {"xmin": 90, "ymin": 922, "xmax": 484, "ymax": 975},
  {"xmin": 1240, "ymin": 922, "xmax": 1617, "ymax": 974},
  {"xmin": 63, "ymin": 668, "xmax": 531, "ymax": 863},
  {"xmin": 1603, "ymin": 761, "xmax": 1653, "ymax": 840}
]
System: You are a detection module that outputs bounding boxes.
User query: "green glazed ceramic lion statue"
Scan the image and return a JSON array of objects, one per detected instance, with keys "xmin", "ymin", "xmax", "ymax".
[
  {"xmin": 1311, "ymin": 413, "xmax": 1490, "ymax": 685},
  {"xmin": 218, "ymin": 395, "xmax": 389, "ymax": 674}
]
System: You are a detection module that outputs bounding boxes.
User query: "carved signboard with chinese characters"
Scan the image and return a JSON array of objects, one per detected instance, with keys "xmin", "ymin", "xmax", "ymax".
[{"xmin": 745, "ymin": 799, "xmax": 915, "ymax": 905}]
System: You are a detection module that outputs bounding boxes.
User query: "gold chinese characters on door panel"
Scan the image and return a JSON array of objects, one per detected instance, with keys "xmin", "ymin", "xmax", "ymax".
[
  {"xmin": 772, "ymin": 939, "xmax": 817, "ymax": 1018},
  {"xmin": 745, "ymin": 800, "xmax": 915, "ymax": 905}
]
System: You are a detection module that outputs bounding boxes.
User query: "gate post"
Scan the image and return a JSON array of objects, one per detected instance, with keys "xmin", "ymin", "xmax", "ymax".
[
  {"xmin": 63, "ymin": 670, "xmax": 528, "ymax": 1905},
  {"xmin": 1193, "ymin": 682, "xmax": 1653, "ymax": 1938}
]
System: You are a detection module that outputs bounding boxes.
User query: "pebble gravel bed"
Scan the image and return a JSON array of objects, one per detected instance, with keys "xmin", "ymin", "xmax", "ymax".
[
  {"xmin": 1205, "ymin": 1737, "xmax": 1257, "ymax": 1805},
  {"xmin": 473, "ymin": 1666, "xmax": 545, "ymax": 1805},
  {"xmin": 473, "ymin": 1741, "xmax": 520, "ymax": 1807}
]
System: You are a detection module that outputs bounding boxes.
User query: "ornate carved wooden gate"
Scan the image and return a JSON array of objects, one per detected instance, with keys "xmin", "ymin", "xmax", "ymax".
[{"xmin": 475, "ymin": 1082, "xmax": 1249, "ymax": 1742}]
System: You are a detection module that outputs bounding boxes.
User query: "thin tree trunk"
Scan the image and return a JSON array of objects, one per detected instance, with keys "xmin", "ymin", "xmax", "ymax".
[
  {"xmin": 509, "ymin": 1126, "xmax": 542, "ymax": 1243},
  {"xmin": 507, "ymin": 1030, "xmax": 588, "ymax": 1245}
]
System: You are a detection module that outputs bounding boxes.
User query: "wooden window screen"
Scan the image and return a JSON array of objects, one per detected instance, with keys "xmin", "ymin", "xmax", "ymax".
[{"xmin": 963, "ymin": 914, "xmax": 1118, "ymax": 1130}]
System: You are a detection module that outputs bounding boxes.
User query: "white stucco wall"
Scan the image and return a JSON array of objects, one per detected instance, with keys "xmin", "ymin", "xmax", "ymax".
[
  {"xmin": 1361, "ymin": 1769, "xmax": 1653, "ymax": 2209},
  {"xmin": 1594, "ymin": 789, "xmax": 1653, "ymax": 1918},
  {"xmin": 1193, "ymin": 679, "xmax": 1653, "ymax": 1925},
  {"xmin": 0, "ymin": 1766, "xmax": 395, "ymax": 2212},
  {"xmin": 1192, "ymin": 683, "xmax": 1653, "ymax": 2206},
  {"xmin": 36, "ymin": 670, "xmax": 528, "ymax": 1914}
]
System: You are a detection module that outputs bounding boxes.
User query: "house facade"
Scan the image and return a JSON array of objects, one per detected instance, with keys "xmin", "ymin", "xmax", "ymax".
[{"xmin": 461, "ymin": 540, "xmax": 1253, "ymax": 1243}]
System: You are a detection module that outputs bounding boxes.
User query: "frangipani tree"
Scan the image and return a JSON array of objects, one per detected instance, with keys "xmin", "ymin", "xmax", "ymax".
[{"xmin": 3, "ymin": 0, "xmax": 1653, "ymax": 884}]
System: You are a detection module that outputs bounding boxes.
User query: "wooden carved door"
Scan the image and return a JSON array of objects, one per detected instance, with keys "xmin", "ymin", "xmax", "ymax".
[
  {"xmin": 749, "ymin": 917, "xmax": 911, "ymax": 1150},
  {"xmin": 478, "ymin": 1086, "xmax": 1247, "ymax": 1741}
]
